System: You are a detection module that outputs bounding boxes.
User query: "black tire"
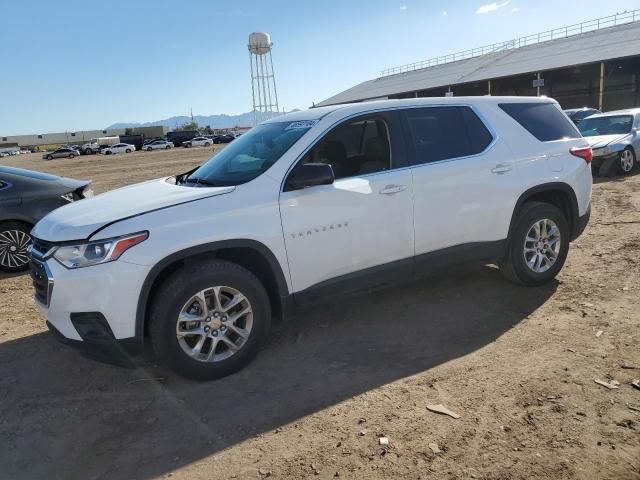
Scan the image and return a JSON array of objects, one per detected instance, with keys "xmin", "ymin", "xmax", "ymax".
[
  {"xmin": 499, "ymin": 202, "xmax": 569, "ymax": 286},
  {"xmin": 0, "ymin": 221, "xmax": 32, "ymax": 273},
  {"xmin": 69, "ymin": 153, "xmax": 75, "ymax": 158},
  {"xmin": 84, "ymin": 149, "xmax": 93, "ymax": 155},
  {"xmin": 125, "ymin": 149, "xmax": 131, "ymax": 153},
  {"xmin": 45, "ymin": 155, "xmax": 53, "ymax": 160},
  {"xmin": 165, "ymin": 145, "xmax": 171, "ymax": 150},
  {"xmin": 205, "ymin": 142, "xmax": 211, "ymax": 147},
  {"xmin": 147, "ymin": 147, "xmax": 152, "ymax": 151},
  {"xmin": 618, "ymin": 147, "xmax": 636, "ymax": 175},
  {"xmin": 149, "ymin": 259, "xmax": 271, "ymax": 381}
]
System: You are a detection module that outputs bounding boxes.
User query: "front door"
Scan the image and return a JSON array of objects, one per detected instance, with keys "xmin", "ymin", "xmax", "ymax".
[{"xmin": 279, "ymin": 111, "xmax": 414, "ymax": 301}]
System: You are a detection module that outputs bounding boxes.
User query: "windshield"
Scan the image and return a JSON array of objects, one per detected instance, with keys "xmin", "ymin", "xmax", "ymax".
[
  {"xmin": 183, "ymin": 121, "xmax": 315, "ymax": 186},
  {"xmin": 578, "ymin": 115, "xmax": 633, "ymax": 137}
]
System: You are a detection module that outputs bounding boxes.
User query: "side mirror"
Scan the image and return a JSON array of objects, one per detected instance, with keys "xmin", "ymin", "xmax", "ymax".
[{"xmin": 288, "ymin": 163, "xmax": 335, "ymax": 190}]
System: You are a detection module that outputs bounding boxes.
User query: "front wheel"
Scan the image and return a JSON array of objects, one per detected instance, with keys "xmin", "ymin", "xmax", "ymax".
[
  {"xmin": 69, "ymin": 153, "xmax": 75, "ymax": 158},
  {"xmin": 146, "ymin": 147, "xmax": 152, "ymax": 151},
  {"xmin": 0, "ymin": 222, "xmax": 32, "ymax": 273},
  {"xmin": 125, "ymin": 149, "xmax": 131, "ymax": 153},
  {"xmin": 149, "ymin": 260, "xmax": 271, "ymax": 381},
  {"xmin": 499, "ymin": 202, "xmax": 569, "ymax": 286},
  {"xmin": 618, "ymin": 148, "xmax": 636, "ymax": 175},
  {"xmin": 45, "ymin": 155, "xmax": 53, "ymax": 160},
  {"xmin": 165, "ymin": 145, "xmax": 171, "ymax": 150}
]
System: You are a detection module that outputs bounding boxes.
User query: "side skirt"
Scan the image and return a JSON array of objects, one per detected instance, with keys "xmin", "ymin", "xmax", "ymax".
[{"xmin": 293, "ymin": 240, "xmax": 507, "ymax": 307}]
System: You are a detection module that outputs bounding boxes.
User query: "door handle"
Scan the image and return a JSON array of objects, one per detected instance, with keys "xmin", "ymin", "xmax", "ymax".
[
  {"xmin": 491, "ymin": 164, "xmax": 512, "ymax": 174},
  {"xmin": 379, "ymin": 184, "xmax": 407, "ymax": 195}
]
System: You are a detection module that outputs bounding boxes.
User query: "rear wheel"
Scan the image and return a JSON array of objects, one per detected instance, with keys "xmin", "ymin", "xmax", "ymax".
[
  {"xmin": 618, "ymin": 148, "xmax": 636, "ymax": 175},
  {"xmin": 149, "ymin": 260, "xmax": 271, "ymax": 380},
  {"xmin": 0, "ymin": 222, "xmax": 32, "ymax": 273},
  {"xmin": 126, "ymin": 149, "xmax": 131, "ymax": 153},
  {"xmin": 499, "ymin": 202, "xmax": 569, "ymax": 286},
  {"xmin": 84, "ymin": 149, "xmax": 93, "ymax": 155}
]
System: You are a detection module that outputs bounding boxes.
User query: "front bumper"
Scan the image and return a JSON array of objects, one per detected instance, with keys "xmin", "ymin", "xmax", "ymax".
[
  {"xmin": 30, "ymin": 250, "xmax": 150, "ymax": 342},
  {"xmin": 46, "ymin": 320, "xmax": 144, "ymax": 367}
]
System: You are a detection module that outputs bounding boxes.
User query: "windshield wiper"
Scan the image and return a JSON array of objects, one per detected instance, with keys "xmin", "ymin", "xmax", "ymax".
[{"xmin": 182, "ymin": 177, "xmax": 223, "ymax": 187}]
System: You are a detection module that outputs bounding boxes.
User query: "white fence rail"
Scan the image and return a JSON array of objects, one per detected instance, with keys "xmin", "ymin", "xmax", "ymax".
[{"xmin": 378, "ymin": 10, "xmax": 639, "ymax": 78}]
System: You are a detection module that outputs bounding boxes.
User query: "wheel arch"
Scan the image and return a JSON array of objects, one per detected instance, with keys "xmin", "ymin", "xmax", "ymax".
[
  {"xmin": 508, "ymin": 183, "xmax": 580, "ymax": 242},
  {"xmin": 135, "ymin": 239, "xmax": 290, "ymax": 339}
]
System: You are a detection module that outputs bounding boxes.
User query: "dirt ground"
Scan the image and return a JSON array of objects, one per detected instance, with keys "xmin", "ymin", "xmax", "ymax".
[{"xmin": 0, "ymin": 149, "xmax": 639, "ymax": 480}]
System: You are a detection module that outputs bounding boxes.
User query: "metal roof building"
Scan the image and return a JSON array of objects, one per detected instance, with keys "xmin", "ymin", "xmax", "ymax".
[{"xmin": 318, "ymin": 11, "xmax": 640, "ymax": 112}]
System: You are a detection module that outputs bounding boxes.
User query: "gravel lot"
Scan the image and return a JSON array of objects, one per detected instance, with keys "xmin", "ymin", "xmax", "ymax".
[{"xmin": 0, "ymin": 149, "xmax": 639, "ymax": 480}]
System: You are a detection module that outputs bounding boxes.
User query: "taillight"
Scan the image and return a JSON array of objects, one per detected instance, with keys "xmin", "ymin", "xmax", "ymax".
[{"xmin": 570, "ymin": 146, "xmax": 592, "ymax": 164}]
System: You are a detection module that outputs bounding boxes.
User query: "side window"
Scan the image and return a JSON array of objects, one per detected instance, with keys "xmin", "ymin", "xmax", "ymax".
[
  {"xmin": 404, "ymin": 106, "xmax": 492, "ymax": 165},
  {"xmin": 296, "ymin": 115, "xmax": 392, "ymax": 180},
  {"xmin": 499, "ymin": 102, "xmax": 579, "ymax": 142}
]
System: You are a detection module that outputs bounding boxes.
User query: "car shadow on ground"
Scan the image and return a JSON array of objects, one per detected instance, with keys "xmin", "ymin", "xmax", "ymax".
[
  {"xmin": 0, "ymin": 265, "xmax": 557, "ymax": 480},
  {"xmin": 593, "ymin": 169, "xmax": 639, "ymax": 184}
]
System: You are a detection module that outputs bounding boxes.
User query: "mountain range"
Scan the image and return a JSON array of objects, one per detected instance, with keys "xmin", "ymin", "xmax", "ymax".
[{"xmin": 107, "ymin": 110, "xmax": 294, "ymax": 130}]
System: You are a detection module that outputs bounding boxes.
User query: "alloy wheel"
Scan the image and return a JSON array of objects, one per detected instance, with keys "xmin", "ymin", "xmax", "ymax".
[
  {"xmin": 0, "ymin": 229, "xmax": 31, "ymax": 270},
  {"xmin": 523, "ymin": 218, "xmax": 561, "ymax": 273},
  {"xmin": 620, "ymin": 150, "xmax": 634, "ymax": 173},
  {"xmin": 176, "ymin": 286, "xmax": 253, "ymax": 362}
]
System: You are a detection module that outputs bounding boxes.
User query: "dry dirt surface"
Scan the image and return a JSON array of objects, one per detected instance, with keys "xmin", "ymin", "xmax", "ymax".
[{"xmin": 0, "ymin": 150, "xmax": 639, "ymax": 480}]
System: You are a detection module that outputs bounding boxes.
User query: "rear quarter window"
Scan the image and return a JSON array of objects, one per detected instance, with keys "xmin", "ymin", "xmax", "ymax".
[{"xmin": 499, "ymin": 103, "xmax": 579, "ymax": 142}]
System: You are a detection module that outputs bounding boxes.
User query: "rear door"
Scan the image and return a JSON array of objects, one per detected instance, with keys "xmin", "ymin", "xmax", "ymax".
[
  {"xmin": 279, "ymin": 111, "xmax": 414, "ymax": 300},
  {"xmin": 401, "ymin": 105, "xmax": 522, "ymax": 263}
]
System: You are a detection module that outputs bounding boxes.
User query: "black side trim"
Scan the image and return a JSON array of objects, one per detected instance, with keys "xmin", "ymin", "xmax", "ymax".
[
  {"xmin": 573, "ymin": 202, "xmax": 591, "ymax": 241},
  {"xmin": 134, "ymin": 239, "xmax": 289, "ymax": 338},
  {"xmin": 413, "ymin": 240, "xmax": 506, "ymax": 275},
  {"xmin": 508, "ymin": 182, "xmax": 579, "ymax": 241},
  {"xmin": 294, "ymin": 240, "xmax": 506, "ymax": 306}
]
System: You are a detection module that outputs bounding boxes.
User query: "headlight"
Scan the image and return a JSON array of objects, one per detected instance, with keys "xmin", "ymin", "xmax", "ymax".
[{"xmin": 53, "ymin": 232, "xmax": 148, "ymax": 269}]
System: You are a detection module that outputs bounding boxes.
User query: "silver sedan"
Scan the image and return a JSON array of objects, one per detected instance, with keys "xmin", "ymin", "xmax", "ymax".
[{"xmin": 579, "ymin": 109, "xmax": 640, "ymax": 176}]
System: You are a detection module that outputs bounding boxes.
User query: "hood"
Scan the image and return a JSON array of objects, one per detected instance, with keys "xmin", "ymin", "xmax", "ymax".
[
  {"xmin": 32, "ymin": 177, "xmax": 235, "ymax": 242},
  {"xmin": 584, "ymin": 134, "xmax": 629, "ymax": 149}
]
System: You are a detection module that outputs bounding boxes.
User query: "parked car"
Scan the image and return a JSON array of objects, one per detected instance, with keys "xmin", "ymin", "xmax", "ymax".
[
  {"xmin": 0, "ymin": 166, "xmax": 92, "ymax": 272},
  {"xmin": 563, "ymin": 107, "xmax": 600, "ymax": 125},
  {"xmin": 167, "ymin": 130, "xmax": 200, "ymax": 147},
  {"xmin": 102, "ymin": 143, "xmax": 136, "ymax": 155},
  {"xmin": 81, "ymin": 137, "xmax": 120, "ymax": 155},
  {"xmin": 42, "ymin": 147, "xmax": 80, "ymax": 160},
  {"xmin": 144, "ymin": 139, "xmax": 174, "ymax": 151},
  {"xmin": 577, "ymin": 108, "xmax": 640, "ymax": 176},
  {"xmin": 213, "ymin": 134, "xmax": 235, "ymax": 144},
  {"xmin": 29, "ymin": 97, "xmax": 591, "ymax": 380},
  {"xmin": 182, "ymin": 137, "xmax": 213, "ymax": 148},
  {"xmin": 142, "ymin": 138, "xmax": 163, "ymax": 148}
]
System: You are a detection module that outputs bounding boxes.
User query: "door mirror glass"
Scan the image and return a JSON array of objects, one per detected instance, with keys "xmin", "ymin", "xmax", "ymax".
[{"xmin": 288, "ymin": 163, "xmax": 334, "ymax": 190}]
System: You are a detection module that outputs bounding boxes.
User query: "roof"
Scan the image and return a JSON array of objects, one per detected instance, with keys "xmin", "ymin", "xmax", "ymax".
[
  {"xmin": 318, "ymin": 21, "xmax": 640, "ymax": 107},
  {"xmin": 276, "ymin": 95, "xmax": 555, "ymax": 124}
]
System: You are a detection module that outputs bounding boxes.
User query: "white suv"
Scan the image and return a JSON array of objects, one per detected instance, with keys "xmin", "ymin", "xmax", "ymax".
[{"xmin": 29, "ymin": 97, "xmax": 592, "ymax": 380}]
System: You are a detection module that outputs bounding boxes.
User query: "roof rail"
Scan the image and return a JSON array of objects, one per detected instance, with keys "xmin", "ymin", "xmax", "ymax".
[{"xmin": 378, "ymin": 9, "xmax": 640, "ymax": 78}]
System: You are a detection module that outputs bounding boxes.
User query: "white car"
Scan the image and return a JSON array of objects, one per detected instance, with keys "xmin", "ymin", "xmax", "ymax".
[
  {"xmin": 144, "ymin": 139, "xmax": 174, "ymax": 151},
  {"xmin": 183, "ymin": 137, "xmax": 213, "ymax": 148},
  {"xmin": 30, "ymin": 97, "xmax": 592, "ymax": 380},
  {"xmin": 102, "ymin": 143, "xmax": 136, "ymax": 155}
]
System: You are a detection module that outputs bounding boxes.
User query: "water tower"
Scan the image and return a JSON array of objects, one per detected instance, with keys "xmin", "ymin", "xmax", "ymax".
[{"xmin": 248, "ymin": 32, "xmax": 280, "ymax": 125}]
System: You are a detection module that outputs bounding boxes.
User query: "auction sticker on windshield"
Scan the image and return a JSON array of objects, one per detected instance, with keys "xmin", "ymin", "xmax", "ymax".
[{"xmin": 285, "ymin": 120, "xmax": 319, "ymax": 130}]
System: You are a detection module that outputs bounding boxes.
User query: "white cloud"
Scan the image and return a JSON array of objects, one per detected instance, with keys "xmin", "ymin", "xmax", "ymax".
[
  {"xmin": 476, "ymin": 1, "xmax": 510, "ymax": 14},
  {"xmin": 442, "ymin": 10, "xmax": 448, "ymax": 15},
  {"xmin": 400, "ymin": 5, "xmax": 407, "ymax": 10},
  {"xmin": 511, "ymin": 6, "xmax": 519, "ymax": 12}
]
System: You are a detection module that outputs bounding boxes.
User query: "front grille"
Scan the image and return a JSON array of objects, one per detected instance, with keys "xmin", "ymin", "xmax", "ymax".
[
  {"xmin": 31, "ymin": 238, "xmax": 55, "ymax": 258},
  {"xmin": 30, "ymin": 258, "xmax": 53, "ymax": 306}
]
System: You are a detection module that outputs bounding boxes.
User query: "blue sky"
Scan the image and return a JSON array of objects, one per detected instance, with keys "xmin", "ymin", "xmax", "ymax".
[{"xmin": 1, "ymin": 0, "xmax": 639, "ymax": 135}]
